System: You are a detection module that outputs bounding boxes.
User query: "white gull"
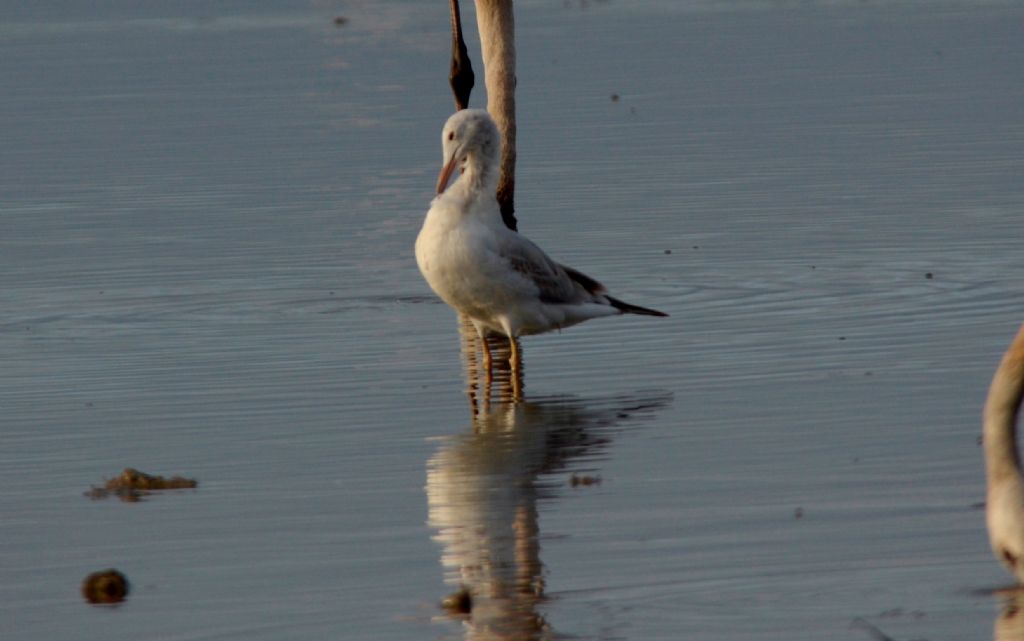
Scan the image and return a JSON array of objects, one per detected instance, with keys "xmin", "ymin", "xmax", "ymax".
[{"xmin": 415, "ymin": 109, "xmax": 667, "ymax": 371}]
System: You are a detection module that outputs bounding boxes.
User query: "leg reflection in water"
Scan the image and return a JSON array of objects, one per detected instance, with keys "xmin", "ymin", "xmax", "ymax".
[
  {"xmin": 995, "ymin": 588, "xmax": 1024, "ymax": 641},
  {"xmin": 426, "ymin": 320, "xmax": 671, "ymax": 638}
]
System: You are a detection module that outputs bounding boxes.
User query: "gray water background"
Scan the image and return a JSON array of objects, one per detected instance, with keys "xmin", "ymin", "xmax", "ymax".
[{"xmin": 2, "ymin": 0, "xmax": 1024, "ymax": 639}]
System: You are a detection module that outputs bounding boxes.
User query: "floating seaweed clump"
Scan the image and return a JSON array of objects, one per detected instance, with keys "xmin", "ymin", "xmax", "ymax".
[{"xmin": 85, "ymin": 467, "xmax": 197, "ymax": 502}]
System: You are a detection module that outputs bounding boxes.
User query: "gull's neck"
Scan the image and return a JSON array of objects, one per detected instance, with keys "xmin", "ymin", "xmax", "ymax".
[
  {"xmin": 985, "ymin": 326, "xmax": 1024, "ymax": 485},
  {"xmin": 444, "ymin": 153, "xmax": 499, "ymax": 209}
]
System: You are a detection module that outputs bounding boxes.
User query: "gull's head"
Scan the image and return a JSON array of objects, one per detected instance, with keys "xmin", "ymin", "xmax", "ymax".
[{"xmin": 436, "ymin": 109, "xmax": 500, "ymax": 194}]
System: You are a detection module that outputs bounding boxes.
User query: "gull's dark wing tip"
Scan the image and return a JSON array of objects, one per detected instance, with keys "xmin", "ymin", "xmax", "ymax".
[
  {"xmin": 606, "ymin": 295, "xmax": 669, "ymax": 317},
  {"xmin": 561, "ymin": 264, "xmax": 607, "ymax": 295}
]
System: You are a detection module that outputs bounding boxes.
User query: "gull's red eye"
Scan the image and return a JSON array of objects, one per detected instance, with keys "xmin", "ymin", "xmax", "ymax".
[{"xmin": 447, "ymin": 132, "xmax": 455, "ymax": 141}]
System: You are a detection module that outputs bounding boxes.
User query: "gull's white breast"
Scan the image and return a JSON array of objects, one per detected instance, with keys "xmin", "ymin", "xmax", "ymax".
[{"xmin": 415, "ymin": 196, "xmax": 535, "ymax": 333}]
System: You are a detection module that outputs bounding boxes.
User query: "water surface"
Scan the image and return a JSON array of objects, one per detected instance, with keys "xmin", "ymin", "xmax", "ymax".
[{"xmin": 2, "ymin": 1, "xmax": 1024, "ymax": 639}]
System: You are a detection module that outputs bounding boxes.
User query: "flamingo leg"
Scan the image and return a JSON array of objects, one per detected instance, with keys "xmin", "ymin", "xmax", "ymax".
[{"xmin": 448, "ymin": 0, "xmax": 475, "ymax": 110}]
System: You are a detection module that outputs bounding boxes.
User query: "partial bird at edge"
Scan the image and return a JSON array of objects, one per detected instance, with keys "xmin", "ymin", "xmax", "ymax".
[{"xmin": 984, "ymin": 322, "xmax": 1024, "ymax": 584}]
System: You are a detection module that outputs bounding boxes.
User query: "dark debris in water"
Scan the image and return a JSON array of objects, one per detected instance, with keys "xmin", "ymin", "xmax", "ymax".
[
  {"xmin": 850, "ymin": 617, "xmax": 895, "ymax": 641},
  {"xmin": 878, "ymin": 608, "xmax": 926, "ymax": 619},
  {"xmin": 851, "ymin": 610, "xmax": 928, "ymax": 641},
  {"xmin": 441, "ymin": 586, "xmax": 472, "ymax": 615},
  {"xmin": 570, "ymin": 473, "xmax": 601, "ymax": 487},
  {"xmin": 81, "ymin": 568, "xmax": 129, "ymax": 605},
  {"xmin": 85, "ymin": 467, "xmax": 197, "ymax": 502}
]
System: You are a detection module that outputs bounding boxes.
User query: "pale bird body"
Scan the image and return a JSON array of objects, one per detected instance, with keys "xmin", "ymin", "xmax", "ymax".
[
  {"xmin": 415, "ymin": 110, "xmax": 666, "ymax": 367},
  {"xmin": 984, "ymin": 323, "xmax": 1024, "ymax": 582}
]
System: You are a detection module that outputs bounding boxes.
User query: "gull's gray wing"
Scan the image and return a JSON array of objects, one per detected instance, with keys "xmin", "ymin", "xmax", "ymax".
[{"xmin": 499, "ymin": 235, "xmax": 606, "ymax": 304}]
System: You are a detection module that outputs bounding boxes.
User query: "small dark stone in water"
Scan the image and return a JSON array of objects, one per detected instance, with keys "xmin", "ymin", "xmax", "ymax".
[
  {"xmin": 333, "ymin": 16, "xmax": 348, "ymax": 26},
  {"xmin": 82, "ymin": 569, "xmax": 129, "ymax": 604},
  {"xmin": 925, "ymin": 272, "xmax": 933, "ymax": 279},
  {"xmin": 442, "ymin": 586, "xmax": 472, "ymax": 614}
]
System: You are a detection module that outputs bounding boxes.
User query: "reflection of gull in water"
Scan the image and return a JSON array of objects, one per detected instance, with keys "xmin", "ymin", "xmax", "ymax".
[
  {"xmin": 415, "ymin": 109, "xmax": 667, "ymax": 377},
  {"xmin": 425, "ymin": 391, "xmax": 671, "ymax": 639},
  {"xmin": 995, "ymin": 588, "xmax": 1024, "ymax": 641},
  {"xmin": 984, "ymin": 324, "xmax": 1024, "ymax": 582}
]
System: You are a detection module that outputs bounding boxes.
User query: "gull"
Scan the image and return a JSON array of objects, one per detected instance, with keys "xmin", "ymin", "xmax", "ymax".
[
  {"xmin": 984, "ymin": 323, "xmax": 1024, "ymax": 583},
  {"xmin": 415, "ymin": 109, "xmax": 667, "ymax": 372}
]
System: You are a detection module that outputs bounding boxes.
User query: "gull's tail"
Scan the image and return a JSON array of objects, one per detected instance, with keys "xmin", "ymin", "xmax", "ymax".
[
  {"xmin": 560, "ymin": 264, "xmax": 669, "ymax": 318},
  {"xmin": 607, "ymin": 295, "xmax": 669, "ymax": 317}
]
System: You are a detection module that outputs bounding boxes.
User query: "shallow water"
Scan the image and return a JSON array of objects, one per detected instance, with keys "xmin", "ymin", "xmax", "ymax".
[{"xmin": 2, "ymin": 1, "xmax": 1024, "ymax": 639}]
